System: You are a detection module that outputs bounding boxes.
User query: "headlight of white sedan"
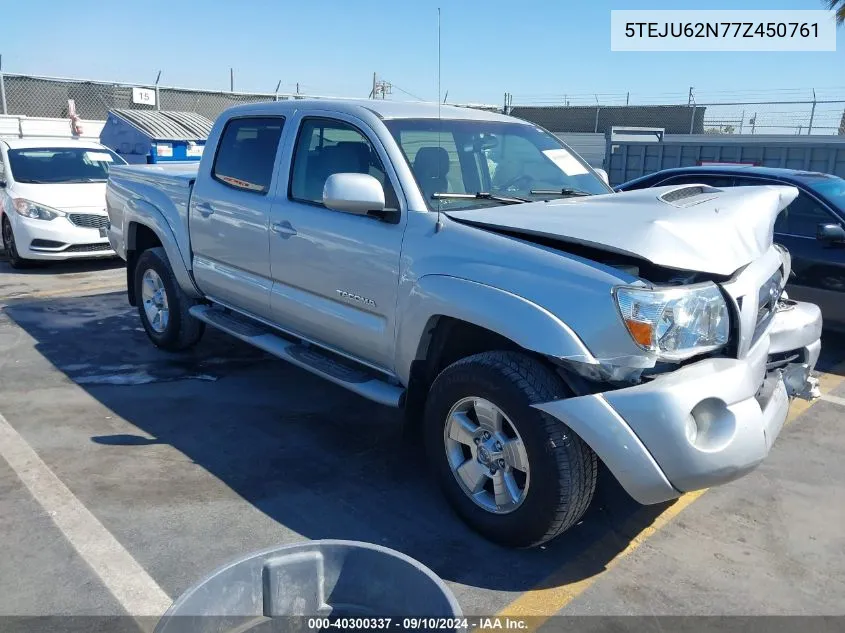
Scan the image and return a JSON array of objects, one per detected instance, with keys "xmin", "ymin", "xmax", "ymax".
[
  {"xmin": 614, "ymin": 283, "xmax": 730, "ymax": 361},
  {"xmin": 13, "ymin": 198, "xmax": 66, "ymax": 221}
]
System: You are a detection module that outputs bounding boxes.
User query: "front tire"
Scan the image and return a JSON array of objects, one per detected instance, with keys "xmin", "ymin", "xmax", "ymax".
[
  {"xmin": 424, "ymin": 351, "xmax": 597, "ymax": 548},
  {"xmin": 135, "ymin": 247, "xmax": 205, "ymax": 351},
  {"xmin": 2, "ymin": 216, "xmax": 35, "ymax": 269}
]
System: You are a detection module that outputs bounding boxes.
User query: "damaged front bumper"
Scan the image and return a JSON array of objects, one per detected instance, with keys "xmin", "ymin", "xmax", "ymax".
[{"xmin": 535, "ymin": 299, "xmax": 822, "ymax": 505}]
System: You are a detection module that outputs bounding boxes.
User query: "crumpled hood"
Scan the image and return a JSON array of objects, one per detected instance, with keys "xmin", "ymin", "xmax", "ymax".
[{"xmin": 445, "ymin": 184, "xmax": 799, "ymax": 276}]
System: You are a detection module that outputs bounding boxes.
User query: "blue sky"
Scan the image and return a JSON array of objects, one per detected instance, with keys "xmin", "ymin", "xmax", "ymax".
[{"xmin": 3, "ymin": 0, "xmax": 843, "ymax": 105}]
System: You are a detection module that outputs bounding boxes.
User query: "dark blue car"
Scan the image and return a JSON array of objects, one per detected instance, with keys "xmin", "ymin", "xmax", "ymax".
[{"xmin": 618, "ymin": 166, "xmax": 845, "ymax": 331}]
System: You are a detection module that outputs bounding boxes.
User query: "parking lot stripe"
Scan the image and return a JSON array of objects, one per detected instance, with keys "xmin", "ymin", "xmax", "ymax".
[
  {"xmin": 820, "ymin": 393, "xmax": 845, "ymax": 407},
  {"xmin": 497, "ymin": 362, "xmax": 845, "ymax": 622},
  {"xmin": 0, "ymin": 411, "xmax": 172, "ymax": 616}
]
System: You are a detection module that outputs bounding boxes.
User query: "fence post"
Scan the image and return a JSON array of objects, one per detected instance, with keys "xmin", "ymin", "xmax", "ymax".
[
  {"xmin": 807, "ymin": 89, "xmax": 816, "ymax": 135},
  {"xmin": 0, "ymin": 55, "xmax": 7, "ymax": 115},
  {"xmin": 154, "ymin": 71, "xmax": 161, "ymax": 111}
]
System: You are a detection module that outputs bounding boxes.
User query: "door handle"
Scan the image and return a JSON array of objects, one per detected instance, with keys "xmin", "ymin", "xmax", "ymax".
[
  {"xmin": 196, "ymin": 202, "xmax": 215, "ymax": 217},
  {"xmin": 271, "ymin": 221, "xmax": 297, "ymax": 238}
]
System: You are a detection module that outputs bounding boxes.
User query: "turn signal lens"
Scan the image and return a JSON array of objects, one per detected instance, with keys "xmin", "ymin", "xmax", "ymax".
[{"xmin": 624, "ymin": 319, "xmax": 655, "ymax": 348}]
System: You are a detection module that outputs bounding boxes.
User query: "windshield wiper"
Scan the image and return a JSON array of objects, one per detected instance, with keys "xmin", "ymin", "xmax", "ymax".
[
  {"xmin": 431, "ymin": 192, "xmax": 529, "ymax": 205},
  {"xmin": 63, "ymin": 178, "xmax": 106, "ymax": 183},
  {"xmin": 529, "ymin": 188, "xmax": 593, "ymax": 197}
]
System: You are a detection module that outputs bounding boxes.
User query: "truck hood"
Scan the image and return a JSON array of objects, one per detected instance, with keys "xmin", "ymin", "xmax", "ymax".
[{"xmin": 444, "ymin": 184, "xmax": 799, "ymax": 276}]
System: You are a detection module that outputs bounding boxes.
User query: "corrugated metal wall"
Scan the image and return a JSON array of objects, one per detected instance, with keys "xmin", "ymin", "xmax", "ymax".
[{"xmin": 606, "ymin": 134, "xmax": 845, "ymax": 185}]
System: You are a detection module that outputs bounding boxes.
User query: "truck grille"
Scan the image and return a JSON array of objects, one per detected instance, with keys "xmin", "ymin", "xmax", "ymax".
[
  {"xmin": 68, "ymin": 213, "xmax": 109, "ymax": 229},
  {"xmin": 64, "ymin": 243, "xmax": 113, "ymax": 253}
]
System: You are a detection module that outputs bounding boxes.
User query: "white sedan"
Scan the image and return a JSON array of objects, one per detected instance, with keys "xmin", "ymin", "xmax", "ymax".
[{"xmin": 0, "ymin": 138, "xmax": 127, "ymax": 268}]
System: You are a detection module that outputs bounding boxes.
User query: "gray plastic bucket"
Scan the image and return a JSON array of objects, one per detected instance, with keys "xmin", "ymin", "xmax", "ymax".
[{"xmin": 154, "ymin": 540, "xmax": 462, "ymax": 633}]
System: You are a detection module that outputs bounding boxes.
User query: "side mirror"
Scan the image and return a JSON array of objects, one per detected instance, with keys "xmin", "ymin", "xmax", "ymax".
[
  {"xmin": 323, "ymin": 173, "xmax": 397, "ymax": 222},
  {"xmin": 594, "ymin": 168, "xmax": 609, "ymax": 186},
  {"xmin": 817, "ymin": 223, "xmax": 845, "ymax": 244}
]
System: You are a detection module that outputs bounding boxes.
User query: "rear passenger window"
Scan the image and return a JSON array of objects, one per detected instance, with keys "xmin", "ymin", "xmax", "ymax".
[
  {"xmin": 212, "ymin": 117, "xmax": 284, "ymax": 194},
  {"xmin": 289, "ymin": 118, "xmax": 397, "ymax": 208}
]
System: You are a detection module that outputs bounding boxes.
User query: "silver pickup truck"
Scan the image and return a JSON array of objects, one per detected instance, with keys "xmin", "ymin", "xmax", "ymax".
[{"xmin": 106, "ymin": 100, "xmax": 822, "ymax": 548}]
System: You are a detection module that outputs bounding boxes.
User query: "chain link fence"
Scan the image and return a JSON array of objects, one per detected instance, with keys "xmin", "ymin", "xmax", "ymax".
[
  {"xmin": 2, "ymin": 71, "xmax": 844, "ymax": 138},
  {"xmin": 0, "ymin": 72, "xmax": 319, "ymax": 122},
  {"xmin": 505, "ymin": 89, "xmax": 845, "ymax": 136}
]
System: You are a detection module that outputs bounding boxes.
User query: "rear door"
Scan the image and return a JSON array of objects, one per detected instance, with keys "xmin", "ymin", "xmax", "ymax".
[
  {"xmin": 735, "ymin": 176, "xmax": 845, "ymax": 329},
  {"xmin": 267, "ymin": 112, "xmax": 407, "ymax": 371},
  {"xmin": 189, "ymin": 116, "xmax": 285, "ymax": 320}
]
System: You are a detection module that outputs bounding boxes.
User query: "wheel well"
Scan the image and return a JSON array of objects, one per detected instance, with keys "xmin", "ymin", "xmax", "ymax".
[
  {"xmin": 404, "ymin": 316, "xmax": 544, "ymax": 423},
  {"xmin": 126, "ymin": 223, "xmax": 162, "ymax": 306}
]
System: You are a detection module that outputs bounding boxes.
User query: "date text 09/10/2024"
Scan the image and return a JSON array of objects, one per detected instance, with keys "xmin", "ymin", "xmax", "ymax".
[{"xmin": 306, "ymin": 617, "xmax": 528, "ymax": 630}]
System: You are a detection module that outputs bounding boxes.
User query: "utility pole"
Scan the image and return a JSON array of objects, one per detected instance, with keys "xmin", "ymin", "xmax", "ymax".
[
  {"xmin": 371, "ymin": 72, "xmax": 377, "ymax": 99},
  {"xmin": 230, "ymin": 68, "xmax": 234, "ymax": 92},
  {"xmin": 372, "ymin": 77, "xmax": 392, "ymax": 100}
]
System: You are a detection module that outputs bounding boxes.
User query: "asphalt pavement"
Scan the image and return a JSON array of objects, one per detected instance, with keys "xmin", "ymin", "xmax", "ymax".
[{"xmin": 0, "ymin": 255, "xmax": 843, "ymax": 629}]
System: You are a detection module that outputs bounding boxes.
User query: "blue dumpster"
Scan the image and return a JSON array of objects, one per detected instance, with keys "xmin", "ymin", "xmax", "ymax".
[{"xmin": 99, "ymin": 109, "xmax": 213, "ymax": 165}]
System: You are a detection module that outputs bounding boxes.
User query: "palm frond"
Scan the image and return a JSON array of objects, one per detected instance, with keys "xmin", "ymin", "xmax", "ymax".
[{"xmin": 826, "ymin": 0, "xmax": 845, "ymax": 25}]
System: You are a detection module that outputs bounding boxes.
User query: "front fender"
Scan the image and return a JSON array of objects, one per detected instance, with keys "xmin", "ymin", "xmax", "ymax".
[
  {"xmin": 124, "ymin": 199, "xmax": 201, "ymax": 299},
  {"xmin": 394, "ymin": 274, "xmax": 597, "ymax": 384}
]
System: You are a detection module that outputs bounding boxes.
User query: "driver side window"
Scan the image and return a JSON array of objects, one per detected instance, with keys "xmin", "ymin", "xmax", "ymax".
[
  {"xmin": 774, "ymin": 192, "xmax": 838, "ymax": 238},
  {"xmin": 289, "ymin": 117, "xmax": 397, "ymax": 208}
]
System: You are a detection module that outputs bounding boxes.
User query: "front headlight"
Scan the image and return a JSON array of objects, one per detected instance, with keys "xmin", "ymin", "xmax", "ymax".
[
  {"xmin": 13, "ymin": 198, "xmax": 65, "ymax": 221},
  {"xmin": 614, "ymin": 283, "xmax": 730, "ymax": 361}
]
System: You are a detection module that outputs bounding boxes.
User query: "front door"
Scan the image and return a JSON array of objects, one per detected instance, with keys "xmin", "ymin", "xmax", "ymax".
[
  {"xmin": 189, "ymin": 116, "xmax": 285, "ymax": 320},
  {"xmin": 268, "ymin": 113, "xmax": 406, "ymax": 372}
]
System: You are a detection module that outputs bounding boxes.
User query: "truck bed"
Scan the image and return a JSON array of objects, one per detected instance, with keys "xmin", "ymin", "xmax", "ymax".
[{"xmin": 106, "ymin": 163, "xmax": 199, "ymax": 266}]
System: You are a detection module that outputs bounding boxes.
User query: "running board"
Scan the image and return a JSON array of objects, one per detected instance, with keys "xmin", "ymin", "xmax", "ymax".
[{"xmin": 189, "ymin": 305, "xmax": 404, "ymax": 408}]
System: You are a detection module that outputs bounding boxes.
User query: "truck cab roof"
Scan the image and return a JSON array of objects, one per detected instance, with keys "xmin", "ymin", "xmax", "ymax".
[{"xmin": 220, "ymin": 99, "xmax": 519, "ymax": 123}]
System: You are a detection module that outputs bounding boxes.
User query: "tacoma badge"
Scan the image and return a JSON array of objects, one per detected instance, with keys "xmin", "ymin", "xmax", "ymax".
[{"xmin": 336, "ymin": 290, "xmax": 376, "ymax": 308}]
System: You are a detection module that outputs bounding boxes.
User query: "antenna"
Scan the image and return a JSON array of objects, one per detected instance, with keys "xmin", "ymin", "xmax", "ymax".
[
  {"xmin": 437, "ymin": 7, "xmax": 442, "ymax": 113},
  {"xmin": 435, "ymin": 7, "xmax": 443, "ymax": 233}
]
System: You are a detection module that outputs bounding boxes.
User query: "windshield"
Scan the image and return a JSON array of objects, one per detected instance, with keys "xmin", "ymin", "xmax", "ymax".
[
  {"xmin": 384, "ymin": 118, "xmax": 612, "ymax": 210},
  {"xmin": 7, "ymin": 147, "xmax": 126, "ymax": 184},
  {"xmin": 806, "ymin": 175, "xmax": 845, "ymax": 210}
]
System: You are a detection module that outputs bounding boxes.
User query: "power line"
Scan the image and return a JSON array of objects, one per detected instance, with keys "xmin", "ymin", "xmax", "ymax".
[{"xmin": 387, "ymin": 82, "xmax": 426, "ymax": 101}]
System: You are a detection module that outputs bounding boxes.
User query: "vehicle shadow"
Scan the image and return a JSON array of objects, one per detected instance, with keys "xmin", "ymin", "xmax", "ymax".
[
  {"xmin": 0, "ymin": 250, "xmax": 124, "ymax": 276},
  {"xmin": 818, "ymin": 330, "xmax": 845, "ymax": 376},
  {"xmin": 1, "ymin": 290, "xmax": 676, "ymax": 594}
]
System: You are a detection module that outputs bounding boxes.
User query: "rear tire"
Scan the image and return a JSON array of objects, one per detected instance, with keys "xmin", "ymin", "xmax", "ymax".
[
  {"xmin": 423, "ymin": 351, "xmax": 597, "ymax": 548},
  {"xmin": 135, "ymin": 247, "xmax": 205, "ymax": 351},
  {"xmin": 2, "ymin": 216, "xmax": 35, "ymax": 269}
]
